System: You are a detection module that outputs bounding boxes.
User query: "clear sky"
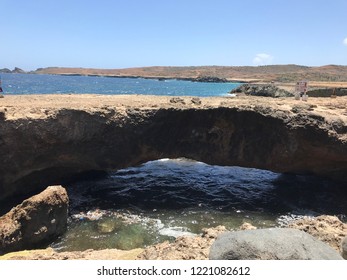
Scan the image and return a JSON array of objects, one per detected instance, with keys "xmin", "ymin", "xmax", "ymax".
[{"xmin": 2, "ymin": 0, "xmax": 347, "ymax": 71}]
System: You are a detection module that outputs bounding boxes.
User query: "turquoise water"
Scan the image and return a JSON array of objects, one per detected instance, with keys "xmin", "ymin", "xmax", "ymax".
[{"xmin": 0, "ymin": 73, "xmax": 239, "ymax": 96}]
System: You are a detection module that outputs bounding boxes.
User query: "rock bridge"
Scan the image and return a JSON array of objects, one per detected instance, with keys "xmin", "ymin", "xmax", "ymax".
[{"xmin": 1, "ymin": 95, "xmax": 347, "ymax": 202}]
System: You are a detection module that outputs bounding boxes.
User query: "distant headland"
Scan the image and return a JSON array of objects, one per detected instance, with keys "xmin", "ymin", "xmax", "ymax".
[
  {"xmin": 2, "ymin": 65, "xmax": 347, "ymax": 88},
  {"xmin": 0, "ymin": 67, "xmax": 26, "ymax": 74}
]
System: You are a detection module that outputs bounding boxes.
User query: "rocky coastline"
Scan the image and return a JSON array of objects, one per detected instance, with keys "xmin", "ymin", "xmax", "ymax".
[
  {"xmin": 0, "ymin": 189, "xmax": 345, "ymax": 260},
  {"xmin": 1, "ymin": 94, "xmax": 347, "ymax": 202},
  {"xmin": 230, "ymin": 84, "xmax": 293, "ymax": 97},
  {"xmin": 231, "ymin": 83, "xmax": 347, "ymax": 98},
  {"xmin": 30, "ymin": 65, "xmax": 347, "ymax": 84},
  {"xmin": 0, "ymin": 94, "xmax": 347, "ymax": 259},
  {"xmin": 5, "ymin": 65, "xmax": 347, "ymax": 87}
]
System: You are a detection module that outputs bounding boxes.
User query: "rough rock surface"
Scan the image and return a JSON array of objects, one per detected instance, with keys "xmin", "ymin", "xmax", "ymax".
[
  {"xmin": 209, "ymin": 228, "xmax": 343, "ymax": 260},
  {"xmin": 0, "ymin": 216, "xmax": 345, "ymax": 260},
  {"xmin": 0, "ymin": 95, "xmax": 347, "ymax": 201},
  {"xmin": 230, "ymin": 84, "xmax": 293, "ymax": 97},
  {"xmin": 239, "ymin": 222, "xmax": 257, "ymax": 230},
  {"xmin": 288, "ymin": 215, "xmax": 347, "ymax": 253},
  {"xmin": 0, "ymin": 185, "xmax": 68, "ymax": 254},
  {"xmin": 342, "ymin": 236, "xmax": 347, "ymax": 259},
  {"xmin": 193, "ymin": 76, "xmax": 228, "ymax": 83},
  {"xmin": 137, "ymin": 226, "xmax": 227, "ymax": 260},
  {"xmin": 0, "ymin": 247, "xmax": 143, "ymax": 260},
  {"xmin": 307, "ymin": 88, "xmax": 347, "ymax": 97}
]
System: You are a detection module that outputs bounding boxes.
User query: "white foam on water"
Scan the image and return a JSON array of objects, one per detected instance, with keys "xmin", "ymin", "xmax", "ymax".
[
  {"xmin": 159, "ymin": 227, "xmax": 197, "ymax": 238},
  {"xmin": 157, "ymin": 158, "xmax": 170, "ymax": 162},
  {"xmin": 276, "ymin": 214, "xmax": 313, "ymax": 227}
]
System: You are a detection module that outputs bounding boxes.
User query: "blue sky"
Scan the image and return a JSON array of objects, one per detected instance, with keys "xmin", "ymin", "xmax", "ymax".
[{"xmin": 2, "ymin": 0, "xmax": 347, "ymax": 70}]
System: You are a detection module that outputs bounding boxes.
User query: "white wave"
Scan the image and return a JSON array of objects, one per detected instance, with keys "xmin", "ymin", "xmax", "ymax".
[{"xmin": 159, "ymin": 227, "xmax": 197, "ymax": 238}]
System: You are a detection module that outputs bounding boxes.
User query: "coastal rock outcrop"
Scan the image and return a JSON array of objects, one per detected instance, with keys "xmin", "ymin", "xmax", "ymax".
[
  {"xmin": 209, "ymin": 228, "xmax": 343, "ymax": 260},
  {"xmin": 0, "ymin": 68, "xmax": 12, "ymax": 73},
  {"xmin": 137, "ymin": 226, "xmax": 227, "ymax": 260},
  {"xmin": 288, "ymin": 215, "xmax": 347, "ymax": 253},
  {"xmin": 0, "ymin": 67, "xmax": 26, "ymax": 74},
  {"xmin": 231, "ymin": 84, "xmax": 293, "ymax": 97},
  {"xmin": 0, "ymin": 95, "xmax": 347, "ymax": 202},
  {"xmin": 193, "ymin": 76, "xmax": 228, "ymax": 83},
  {"xmin": 0, "ymin": 185, "xmax": 68, "ymax": 254}
]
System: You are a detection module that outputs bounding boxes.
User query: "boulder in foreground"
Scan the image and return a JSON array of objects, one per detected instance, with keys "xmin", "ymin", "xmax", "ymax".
[
  {"xmin": 0, "ymin": 185, "xmax": 68, "ymax": 254},
  {"xmin": 209, "ymin": 228, "xmax": 343, "ymax": 260}
]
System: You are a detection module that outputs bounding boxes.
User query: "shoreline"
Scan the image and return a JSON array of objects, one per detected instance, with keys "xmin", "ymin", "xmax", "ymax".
[
  {"xmin": 1, "ymin": 215, "xmax": 345, "ymax": 260},
  {"xmin": 3, "ymin": 71, "xmax": 347, "ymax": 91},
  {"xmin": 4, "ymin": 64, "xmax": 347, "ymax": 88},
  {"xmin": 0, "ymin": 94, "xmax": 346, "ymax": 260}
]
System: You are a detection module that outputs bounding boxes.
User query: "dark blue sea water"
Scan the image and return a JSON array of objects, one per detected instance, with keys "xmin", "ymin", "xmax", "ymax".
[
  {"xmin": 52, "ymin": 159, "xmax": 347, "ymax": 252},
  {"xmin": 0, "ymin": 73, "xmax": 239, "ymax": 96}
]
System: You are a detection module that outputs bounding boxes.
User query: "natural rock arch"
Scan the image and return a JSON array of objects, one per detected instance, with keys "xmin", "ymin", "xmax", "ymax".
[{"xmin": 1, "ymin": 95, "xmax": 347, "ymax": 202}]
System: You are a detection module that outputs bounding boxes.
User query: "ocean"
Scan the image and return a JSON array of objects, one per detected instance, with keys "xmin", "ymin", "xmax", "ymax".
[
  {"xmin": 0, "ymin": 73, "xmax": 239, "ymax": 96},
  {"xmin": 1, "ymin": 73, "xmax": 346, "ymax": 252}
]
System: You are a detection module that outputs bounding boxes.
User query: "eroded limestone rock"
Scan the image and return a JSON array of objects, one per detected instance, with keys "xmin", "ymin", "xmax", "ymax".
[
  {"xmin": 288, "ymin": 215, "xmax": 347, "ymax": 252},
  {"xmin": 0, "ymin": 185, "xmax": 68, "ymax": 254},
  {"xmin": 1, "ymin": 95, "xmax": 347, "ymax": 202}
]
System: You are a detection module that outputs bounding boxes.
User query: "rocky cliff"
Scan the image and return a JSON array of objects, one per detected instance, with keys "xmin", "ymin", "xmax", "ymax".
[{"xmin": 0, "ymin": 95, "xmax": 347, "ymax": 202}]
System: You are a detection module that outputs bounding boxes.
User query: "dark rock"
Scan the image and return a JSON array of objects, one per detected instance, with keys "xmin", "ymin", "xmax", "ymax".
[
  {"xmin": 0, "ymin": 68, "xmax": 12, "ymax": 73},
  {"xmin": 307, "ymin": 88, "xmax": 347, "ymax": 97},
  {"xmin": 231, "ymin": 84, "xmax": 293, "ymax": 97},
  {"xmin": 12, "ymin": 67, "xmax": 26, "ymax": 74},
  {"xmin": 0, "ymin": 67, "xmax": 26, "ymax": 74},
  {"xmin": 169, "ymin": 97, "xmax": 185, "ymax": 104},
  {"xmin": 191, "ymin": 97, "xmax": 201, "ymax": 105},
  {"xmin": 209, "ymin": 228, "xmax": 343, "ymax": 260},
  {"xmin": 0, "ymin": 185, "xmax": 68, "ymax": 254},
  {"xmin": 291, "ymin": 104, "xmax": 317, "ymax": 113},
  {"xmin": 342, "ymin": 236, "xmax": 347, "ymax": 259},
  {"xmin": 193, "ymin": 76, "xmax": 228, "ymax": 83}
]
